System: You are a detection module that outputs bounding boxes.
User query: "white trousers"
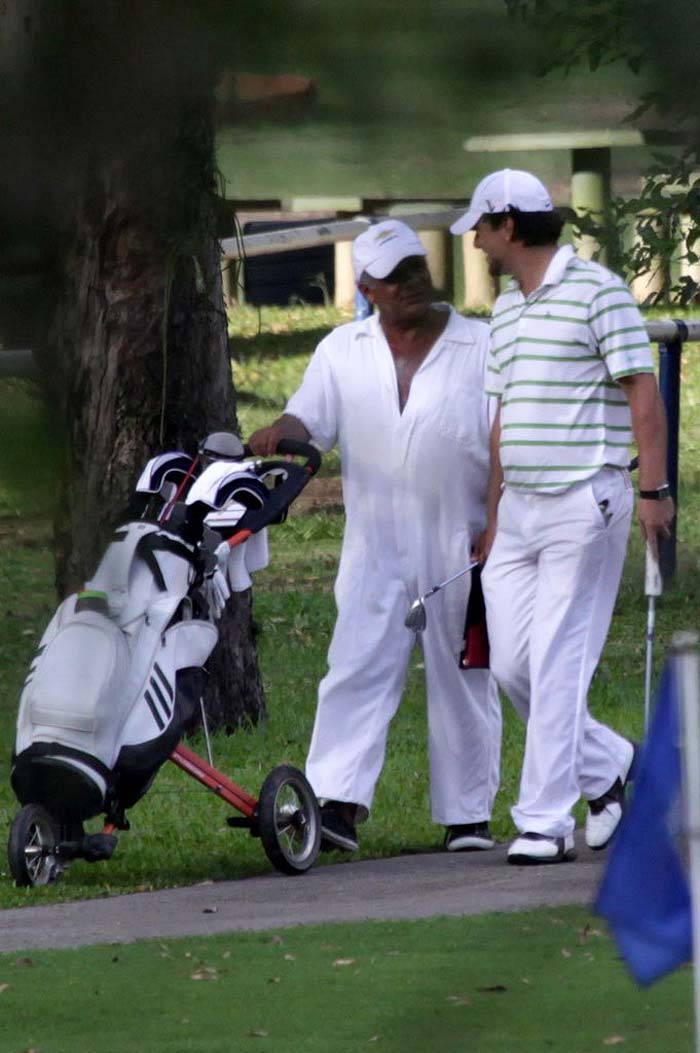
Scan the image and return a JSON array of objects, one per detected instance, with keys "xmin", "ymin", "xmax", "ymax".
[
  {"xmin": 305, "ymin": 576, "xmax": 502, "ymax": 826},
  {"xmin": 482, "ymin": 468, "xmax": 635, "ymax": 838}
]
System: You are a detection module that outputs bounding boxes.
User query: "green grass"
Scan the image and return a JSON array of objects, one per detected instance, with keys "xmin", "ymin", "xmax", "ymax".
[
  {"xmin": 0, "ymin": 908, "xmax": 693, "ymax": 1052},
  {"xmin": 215, "ymin": 0, "xmax": 658, "ymax": 202},
  {"xmin": 0, "ymin": 305, "xmax": 698, "ymax": 909},
  {"xmin": 0, "ymin": 379, "xmax": 63, "ymax": 519},
  {"xmin": 231, "ymin": 304, "xmax": 350, "ymax": 472}
]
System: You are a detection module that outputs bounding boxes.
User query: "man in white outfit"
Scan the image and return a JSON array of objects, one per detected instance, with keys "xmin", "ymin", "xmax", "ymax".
[
  {"xmin": 451, "ymin": 170, "xmax": 675, "ymax": 865},
  {"xmin": 250, "ymin": 220, "xmax": 502, "ymax": 853}
]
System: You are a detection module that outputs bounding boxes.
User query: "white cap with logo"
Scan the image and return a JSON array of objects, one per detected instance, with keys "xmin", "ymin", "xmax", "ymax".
[
  {"xmin": 352, "ymin": 220, "xmax": 427, "ymax": 283},
  {"xmin": 450, "ymin": 169, "xmax": 553, "ymax": 235}
]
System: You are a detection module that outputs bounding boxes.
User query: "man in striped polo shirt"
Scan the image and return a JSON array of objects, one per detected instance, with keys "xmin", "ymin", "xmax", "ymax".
[{"xmin": 451, "ymin": 169, "xmax": 674, "ymax": 865}]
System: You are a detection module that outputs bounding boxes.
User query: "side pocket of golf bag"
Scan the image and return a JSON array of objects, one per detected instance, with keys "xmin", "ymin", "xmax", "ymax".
[
  {"xmin": 12, "ymin": 595, "xmax": 131, "ymax": 822},
  {"xmin": 111, "ymin": 619, "xmax": 219, "ymax": 809}
]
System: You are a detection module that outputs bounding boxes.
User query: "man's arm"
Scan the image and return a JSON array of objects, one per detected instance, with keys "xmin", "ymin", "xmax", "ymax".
[
  {"xmin": 248, "ymin": 413, "xmax": 311, "ymax": 457},
  {"xmin": 617, "ymin": 372, "xmax": 675, "ymax": 554},
  {"xmin": 475, "ymin": 403, "xmax": 503, "ymax": 563}
]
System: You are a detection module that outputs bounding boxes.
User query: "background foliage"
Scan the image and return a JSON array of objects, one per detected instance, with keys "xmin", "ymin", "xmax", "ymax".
[{"xmin": 507, "ymin": 0, "xmax": 700, "ymax": 302}]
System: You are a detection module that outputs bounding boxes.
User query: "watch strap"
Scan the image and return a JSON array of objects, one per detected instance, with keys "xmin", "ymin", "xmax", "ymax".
[{"xmin": 639, "ymin": 485, "xmax": 671, "ymax": 500}]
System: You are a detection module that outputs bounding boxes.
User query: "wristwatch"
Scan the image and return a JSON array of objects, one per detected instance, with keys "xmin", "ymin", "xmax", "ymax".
[{"xmin": 639, "ymin": 485, "xmax": 671, "ymax": 500}]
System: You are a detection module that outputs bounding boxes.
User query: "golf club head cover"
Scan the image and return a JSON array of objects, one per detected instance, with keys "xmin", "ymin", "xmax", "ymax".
[{"xmin": 459, "ymin": 565, "xmax": 489, "ymax": 670}]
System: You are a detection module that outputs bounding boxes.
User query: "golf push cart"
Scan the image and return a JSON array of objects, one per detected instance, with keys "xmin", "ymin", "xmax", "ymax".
[{"xmin": 8, "ymin": 433, "xmax": 323, "ymax": 887}]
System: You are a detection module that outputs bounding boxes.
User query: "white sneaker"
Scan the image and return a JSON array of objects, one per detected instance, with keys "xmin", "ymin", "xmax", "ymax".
[
  {"xmin": 507, "ymin": 832, "xmax": 576, "ymax": 866},
  {"xmin": 585, "ymin": 745, "xmax": 636, "ymax": 851}
]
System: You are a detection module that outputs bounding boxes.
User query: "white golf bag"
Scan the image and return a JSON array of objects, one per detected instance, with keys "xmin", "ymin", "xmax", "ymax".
[{"xmin": 11, "ymin": 439, "xmax": 278, "ymax": 826}]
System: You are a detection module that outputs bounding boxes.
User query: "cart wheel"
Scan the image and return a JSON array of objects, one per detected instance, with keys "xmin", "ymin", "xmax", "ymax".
[
  {"xmin": 8, "ymin": 804, "xmax": 61, "ymax": 888},
  {"xmin": 257, "ymin": 765, "xmax": 321, "ymax": 875}
]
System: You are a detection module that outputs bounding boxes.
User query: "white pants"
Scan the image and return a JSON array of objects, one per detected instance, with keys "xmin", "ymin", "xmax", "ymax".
[
  {"xmin": 482, "ymin": 468, "xmax": 634, "ymax": 838},
  {"xmin": 305, "ymin": 575, "xmax": 502, "ymax": 826}
]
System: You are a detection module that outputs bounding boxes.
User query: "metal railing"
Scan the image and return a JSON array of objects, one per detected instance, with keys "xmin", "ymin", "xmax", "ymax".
[
  {"xmin": 219, "ymin": 210, "xmax": 463, "ymax": 260},
  {"xmin": 647, "ymin": 320, "xmax": 700, "ymax": 578}
]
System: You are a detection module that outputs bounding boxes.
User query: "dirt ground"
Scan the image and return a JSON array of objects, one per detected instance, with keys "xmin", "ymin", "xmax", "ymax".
[{"xmin": 288, "ymin": 473, "xmax": 343, "ymax": 516}]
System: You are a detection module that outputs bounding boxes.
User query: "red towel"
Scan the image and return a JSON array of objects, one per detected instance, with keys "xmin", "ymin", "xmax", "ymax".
[{"xmin": 459, "ymin": 565, "xmax": 489, "ymax": 669}]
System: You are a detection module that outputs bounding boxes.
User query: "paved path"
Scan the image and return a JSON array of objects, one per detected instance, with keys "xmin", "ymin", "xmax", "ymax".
[{"xmin": 0, "ymin": 833, "xmax": 606, "ymax": 954}]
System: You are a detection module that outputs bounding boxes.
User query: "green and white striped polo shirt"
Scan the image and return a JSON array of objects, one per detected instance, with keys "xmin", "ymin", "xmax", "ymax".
[{"xmin": 486, "ymin": 244, "xmax": 653, "ymax": 493}]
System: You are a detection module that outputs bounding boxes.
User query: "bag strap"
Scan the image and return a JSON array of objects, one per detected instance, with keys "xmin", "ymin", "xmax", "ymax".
[{"xmin": 134, "ymin": 532, "xmax": 200, "ymax": 594}]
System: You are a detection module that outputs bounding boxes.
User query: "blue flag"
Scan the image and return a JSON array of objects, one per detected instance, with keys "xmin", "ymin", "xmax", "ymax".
[{"xmin": 595, "ymin": 661, "xmax": 693, "ymax": 985}]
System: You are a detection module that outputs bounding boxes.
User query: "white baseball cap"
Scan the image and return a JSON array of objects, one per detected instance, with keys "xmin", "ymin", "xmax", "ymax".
[
  {"xmin": 352, "ymin": 220, "xmax": 427, "ymax": 283},
  {"xmin": 450, "ymin": 169, "xmax": 553, "ymax": 235}
]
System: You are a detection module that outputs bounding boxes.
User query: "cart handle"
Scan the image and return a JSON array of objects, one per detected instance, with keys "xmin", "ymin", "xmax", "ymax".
[
  {"xmin": 223, "ymin": 439, "xmax": 322, "ymax": 545},
  {"xmin": 243, "ymin": 438, "xmax": 321, "ymax": 477}
]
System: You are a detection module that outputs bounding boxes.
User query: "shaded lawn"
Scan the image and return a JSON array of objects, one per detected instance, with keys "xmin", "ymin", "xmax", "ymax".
[{"xmin": 215, "ymin": 0, "xmax": 656, "ymax": 201}]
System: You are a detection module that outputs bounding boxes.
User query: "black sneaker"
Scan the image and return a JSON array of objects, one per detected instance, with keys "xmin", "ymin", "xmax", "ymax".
[
  {"xmin": 320, "ymin": 803, "xmax": 359, "ymax": 853},
  {"xmin": 444, "ymin": 821, "xmax": 495, "ymax": 852}
]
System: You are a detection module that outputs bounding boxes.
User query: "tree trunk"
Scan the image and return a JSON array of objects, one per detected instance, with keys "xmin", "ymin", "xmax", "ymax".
[{"xmin": 45, "ymin": 97, "xmax": 266, "ymax": 729}]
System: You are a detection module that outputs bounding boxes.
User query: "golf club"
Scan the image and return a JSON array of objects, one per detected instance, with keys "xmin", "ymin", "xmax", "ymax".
[
  {"xmin": 404, "ymin": 559, "xmax": 481, "ymax": 633},
  {"xmin": 644, "ymin": 542, "xmax": 662, "ymax": 731}
]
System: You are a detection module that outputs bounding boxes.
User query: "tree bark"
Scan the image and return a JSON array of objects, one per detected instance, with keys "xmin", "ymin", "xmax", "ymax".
[{"xmin": 44, "ymin": 96, "xmax": 266, "ymax": 729}]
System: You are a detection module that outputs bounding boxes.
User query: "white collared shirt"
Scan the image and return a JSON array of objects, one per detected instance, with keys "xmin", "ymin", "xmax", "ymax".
[{"xmin": 285, "ymin": 307, "xmax": 493, "ymax": 595}]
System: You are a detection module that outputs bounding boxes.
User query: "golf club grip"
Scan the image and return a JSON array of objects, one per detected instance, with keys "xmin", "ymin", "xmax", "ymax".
[
  {"xmin": 242, "ymin": 440, "xmax": 321, "ymax": 476},
  {"xmin": 645, "ymin": 544, "xmax": 662, "ymax": 597}
]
